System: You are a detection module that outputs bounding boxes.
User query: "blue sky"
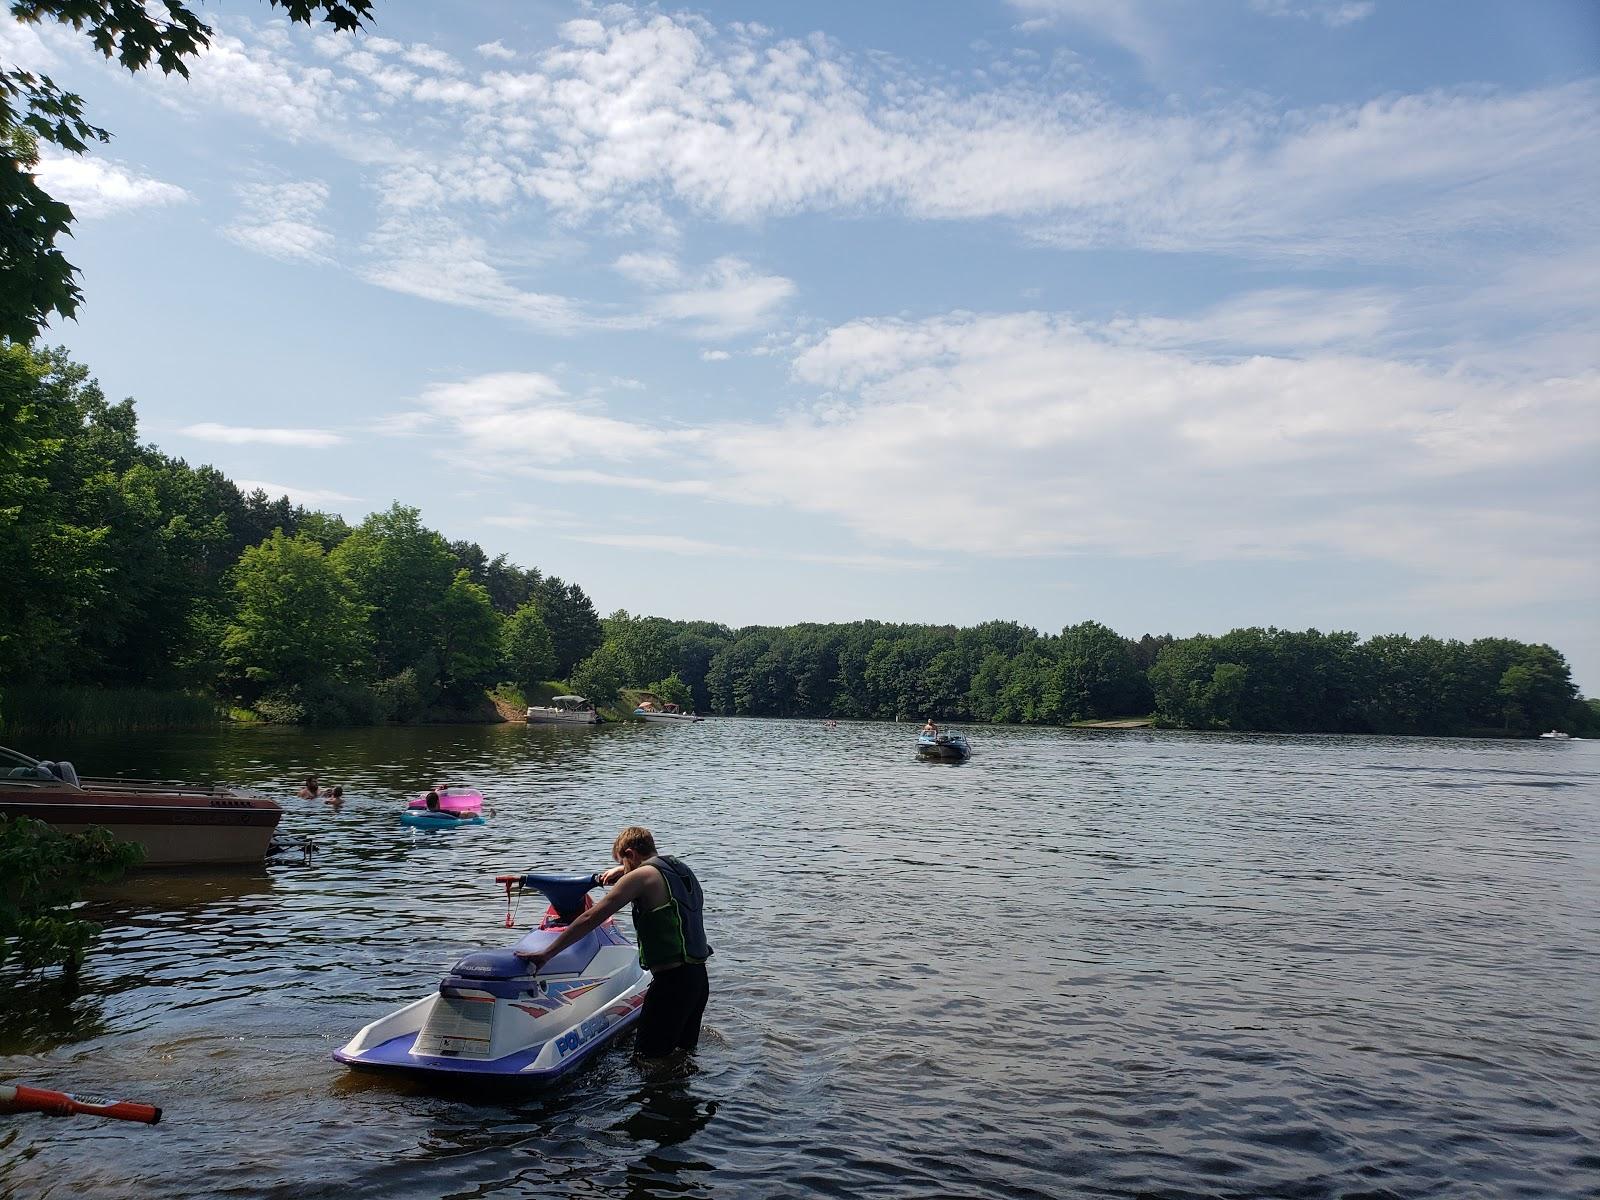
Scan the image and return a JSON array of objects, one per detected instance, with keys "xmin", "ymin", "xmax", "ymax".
[{"xmin": 6, "ymin": 1, "xmax": 1598, "ymax": 688}]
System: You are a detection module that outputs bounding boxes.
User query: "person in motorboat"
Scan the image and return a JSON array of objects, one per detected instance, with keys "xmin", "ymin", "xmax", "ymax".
[
  {"xmin": 921, "ymin": 718, "xmax": 939, "ymax": 737},
  {"xmin": 517, "ymin": 825, "xmax": 712, "ymax": 1060}
]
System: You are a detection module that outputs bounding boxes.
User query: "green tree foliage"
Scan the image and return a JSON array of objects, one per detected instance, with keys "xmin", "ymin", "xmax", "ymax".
[
  {"xmin": 500, "ymin": 600, "xmax": 556, "ymax": 695},
  {"xmin": 436, "ymin": 570, "xmax": 501, "ymax": 703},
  {"xmin": 1, "ymin": 815, "xmax": 140, "ymax": 976},
  {"xmin": 221, "ymin": 530, "xmax": 370, "ymax": 699},
  {"xmin": 1, "ymin": 0, "xmax": 374, "ymax": 342},
  {"xmin": 1150, "ymin": 629, "xmax": 1578, "ymax": 735},
  {"xmin": 535, "ymin": 576, "xmax": 604, "ymax": 676},
  {"xmin": 644, "ymin": 671, "xmax": 694, "ymax": 710},
  {"xmin": 568, "ymin": 642, "xmax": 631, "ymax": 708},
  {"xmin": 1051, "ymin": 621, "xmax": 1146, "ymax": 720},
  {"xmin": 330, "ymin": 504, "xmax": 457, "ymax": 677}
]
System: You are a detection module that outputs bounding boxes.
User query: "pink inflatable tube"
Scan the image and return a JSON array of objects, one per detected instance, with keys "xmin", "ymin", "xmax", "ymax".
[{"xmin": 407, "ymin": 788, "xmax": 484, "ymax": 813}]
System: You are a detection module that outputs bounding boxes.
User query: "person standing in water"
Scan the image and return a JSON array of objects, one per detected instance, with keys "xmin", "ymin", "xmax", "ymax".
[
  {"xmin": 297, "ymin": 774, "xmax": 321, "ymax": 799},
  {"xmin": 517, "ymin": 825, "xmax": 712, "ymax": 1059}
]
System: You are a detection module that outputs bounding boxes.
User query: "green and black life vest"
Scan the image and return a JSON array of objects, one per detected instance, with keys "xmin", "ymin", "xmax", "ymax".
[{"xmin": 632, "ymin": 855, "xmax": 712, "ymax": 971}]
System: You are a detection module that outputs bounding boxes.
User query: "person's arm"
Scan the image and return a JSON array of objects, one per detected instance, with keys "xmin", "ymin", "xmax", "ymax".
[{"xmin": 515, "ymin": 870, "xmax": 648, "ymax": 968}]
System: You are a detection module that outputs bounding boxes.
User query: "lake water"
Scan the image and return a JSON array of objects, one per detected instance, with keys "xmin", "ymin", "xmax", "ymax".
[{"xmin": 2, "ymin": 721, "xmax": 1597, "ymax": 1199}]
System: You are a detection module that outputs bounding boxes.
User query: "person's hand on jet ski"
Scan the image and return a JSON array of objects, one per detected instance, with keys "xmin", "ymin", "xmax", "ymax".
[{"xmin": 516, "ymin": 858, "xmax": 642, "ymax": 971}]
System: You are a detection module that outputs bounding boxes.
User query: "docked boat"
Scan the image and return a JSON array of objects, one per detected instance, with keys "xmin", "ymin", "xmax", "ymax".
[
  {"xmin": 334, "ymin": 872, "xmax": 648, "ymax": 1084},
  {"xmin": 917, "ymin": 732, "xmax": 971, "ymax": 762},
  {"xmin": 0, "ymin": 746, "xmax": 282, "ymax": 866},
  {"xmin": 527, "ymin": 695, "xmax": 601, "ymax": 725},
  {"xmin": 634, "ymin": 703, "xmax": 703, "ymax": 724}
]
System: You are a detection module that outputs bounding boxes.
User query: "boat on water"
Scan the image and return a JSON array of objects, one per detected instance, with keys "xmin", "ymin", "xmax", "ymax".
[
  {"xmin": 917, "ymin": 732, "xmax": 971, "ymax": 762},
  {"xmin": 1538, "ymin": 730, "xmax": 1571, "ymax": 740},
  {"xmin": 334, "ymin": 872, "xmax": 648, "ymax": 1084},
  {"xmin": 634, "ymin": 702, "xmax": 703, "ymax": 724},
  {"xmin": 527, "ymin": 695, "xmax": 601, "ymax": 725},
  {"xmin": 0, "ymin": 745, "xmax": 282, "ymax": 866}
]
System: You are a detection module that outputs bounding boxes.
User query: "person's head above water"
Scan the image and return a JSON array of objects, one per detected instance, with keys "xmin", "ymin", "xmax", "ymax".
[
  {"xmin": 425, "ymin": 790, "xmax": 441, "ymax": 810},
  {"xmin": 612, "ymin": 825, "xmax": 656, "ymax": 867}
]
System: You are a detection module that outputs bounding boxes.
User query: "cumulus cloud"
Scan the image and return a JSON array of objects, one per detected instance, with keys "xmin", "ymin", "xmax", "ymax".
[
  {"xmin": 234, "ymin": 479, "xmax": 363, "ymax": 506},
  {"xmin": 413, "ymin": 372, "xmax": 701, "ymax": 467},
  {"xmin": 648, "ymin": 257, "xmax": 796, "ymax": 338},
  {"xmin": 180, "ymin": 423, "xmax": 345, "ymax": 448},
  {"xmin": 34, "ymin": 153, "xmax": 189, "ymax": 218},
  {"xmin": 404, "ymin": 304, "xmax": 1598, "ymax": 610},
  {"xmin": 566, "ymin": 532, "xmax": 935, "ymax": 569},
  {"xmin": 225, "ymin": 179, "xmax": 336, "ymax": 263}
]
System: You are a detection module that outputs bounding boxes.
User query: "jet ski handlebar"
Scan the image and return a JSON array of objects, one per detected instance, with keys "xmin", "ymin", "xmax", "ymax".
[{"xmin": 495, "ymin": 872, "xmax": 600, "ymax": 923}]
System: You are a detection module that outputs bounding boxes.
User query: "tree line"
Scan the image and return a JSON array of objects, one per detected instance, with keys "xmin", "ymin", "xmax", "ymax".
[
  {"xmin": 567, "ymin": 613, "xmax": 1594, "ymax": 737},
  {"xmin": 0, "ymin": 344, "xmax": 601, "ymax": 727},
  {"xmin": 2, "ymin": 343, "xmax": 1592, "ymax": 737}
]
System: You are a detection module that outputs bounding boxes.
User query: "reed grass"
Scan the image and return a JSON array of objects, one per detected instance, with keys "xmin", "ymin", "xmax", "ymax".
[{"xmin": 0, "ymin": 686, "xmax": 222, "ymax": 738}]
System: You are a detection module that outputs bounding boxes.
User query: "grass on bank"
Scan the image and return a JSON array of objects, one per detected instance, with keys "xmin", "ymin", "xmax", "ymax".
[{"xmin": 0, "ymin": 686, "xmax": 222, "ymax": 738}]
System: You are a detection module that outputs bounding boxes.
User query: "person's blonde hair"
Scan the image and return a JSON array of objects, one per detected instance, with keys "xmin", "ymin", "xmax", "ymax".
[{"xmin": 612, "ymin": 825, "xmax": 656, "ymax": 860}]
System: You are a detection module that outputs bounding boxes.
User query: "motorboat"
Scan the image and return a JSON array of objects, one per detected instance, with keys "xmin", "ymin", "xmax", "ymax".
[
  {"xmin": 334, "ymin": 873, "xmax": 648, "ymax": 1084},
  {"xmin": 1538, "ymin": 730, "xmax": 1571, "ymax": 739},
  {"xmin": 634, "ymin": 703, "xmax": 703, "ymax": 724},
  {"xmin": 527, "ymin": 696, "xmax": 601, "ymax": 725},
  {"xmin": 917, "ymin": 731, "xmax": 971, "ymax": 762},
  {"xmin": 0, "ymin": 745, "xmax": 282, "ymax": 866}
]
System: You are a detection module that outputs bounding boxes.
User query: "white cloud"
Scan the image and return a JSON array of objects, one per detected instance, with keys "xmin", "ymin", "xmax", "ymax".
[
  {"xmin": 1251, "ymin": 0, "xmax": 1375, "ymax": 27},
  {"xmin": 477, "ymin": 40, "xmax": 518, "ymax": 61},
  {"xmin": 180, "ymin": 423, "xmax": 345, "ymax": 448},
  {"xmin": 1105, "ymin": 287, "xmax": 1400, "ymax": 352},
  {"xmin": 613, "ymin": 252, "xmax": 684, "ymax": 287},
  {"xmin": 414, "ymin": 372, "xmax": 699, "ymax": 466},
  {"xmin": 360, "ymin": 216, "xmax": 589, "ymax": 331},
  {"xmin": 234, "ymin": 479, "xmax": 363, "ymax": 506},
  {"xmin": 701, "ymin": 349, "xmax": 731, "ymax": 361},
  {"xmin": 649, "ymin": 257, "xmax": 796, "ymax": 337},
  {"xmin": 34, "ymin": 153, "xmax": 189, "ymax": 218},
  {"xmin": 405, "ymin": 301, "xmax": 1597, "ymax": 615},
  {"xmin": 225, "ymin": 179, "xmax": 335, "ymax": 264},
  {"xmin": 567, "ymin": 532, "xmax": 936, "ymax": 569}
]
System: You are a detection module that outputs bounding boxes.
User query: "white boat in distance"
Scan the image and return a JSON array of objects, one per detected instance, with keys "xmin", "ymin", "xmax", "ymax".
[
  {"xmin": 1538, "ymin": 729, "xmax": 1571, "ymax": 739},
  {"xmin": 527, "ymin": 695, "xmax": 601, "ymax": 725},
  {"xmin": 634, "ymin": 703, "xmax": 703, "ymax": 724}
]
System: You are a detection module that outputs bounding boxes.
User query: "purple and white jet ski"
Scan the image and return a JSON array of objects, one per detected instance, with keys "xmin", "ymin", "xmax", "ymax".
[{"xmin": 333, "ymin": 873, "xmax": 648, "ymax": 1083}]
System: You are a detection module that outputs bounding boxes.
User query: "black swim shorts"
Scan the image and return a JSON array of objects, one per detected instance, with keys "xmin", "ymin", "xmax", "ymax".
[{"xmin": 636, "ymin": 962, "xmax": 710, "ymax": 1058}]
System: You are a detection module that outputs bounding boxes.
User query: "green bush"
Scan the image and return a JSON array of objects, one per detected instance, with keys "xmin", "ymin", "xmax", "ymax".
[
  {"xmin": 372, "ymin": 668, "xmax": 426, "ymax": 723},
  {"xmin": 1, "ymin": 816, "xmax": 142, "ymax": 978},
  {"xmin": 254, "ymin": 691, "xmax": 307, "ymax": 725}
]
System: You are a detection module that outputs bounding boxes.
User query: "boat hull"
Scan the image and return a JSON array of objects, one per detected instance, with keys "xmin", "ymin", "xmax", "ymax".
[
  {"xmin": 916, "ymin": 735, "xmax": 971, "ymax": 762},
  {"xmin": 635, "ymin": 711, "xmax": 703, "ymax": 724},
  {"xmin": 527, "ymin": 707, "xmax": 601, "ymax": 725},
  {"xmin": 0, "ymin": 791, "xmax": 282, "ymax": 866}
]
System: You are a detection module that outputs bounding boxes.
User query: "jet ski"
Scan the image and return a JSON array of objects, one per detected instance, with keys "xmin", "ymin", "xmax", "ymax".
[{"xmin": 333, "ymin": 873, "xmax": 648, "ymax": 1083}]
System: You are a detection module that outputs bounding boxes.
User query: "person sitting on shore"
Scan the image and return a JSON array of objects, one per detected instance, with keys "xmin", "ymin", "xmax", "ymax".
[{"xmin": 298, "ymin": 774, "xmax": 320, "ymax": 799}]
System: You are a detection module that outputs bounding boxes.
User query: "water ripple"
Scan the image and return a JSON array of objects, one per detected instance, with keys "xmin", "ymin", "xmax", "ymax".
[{"xmin": 2, "ymin": 723, "xmax": 1597, "ymax": 1199}]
